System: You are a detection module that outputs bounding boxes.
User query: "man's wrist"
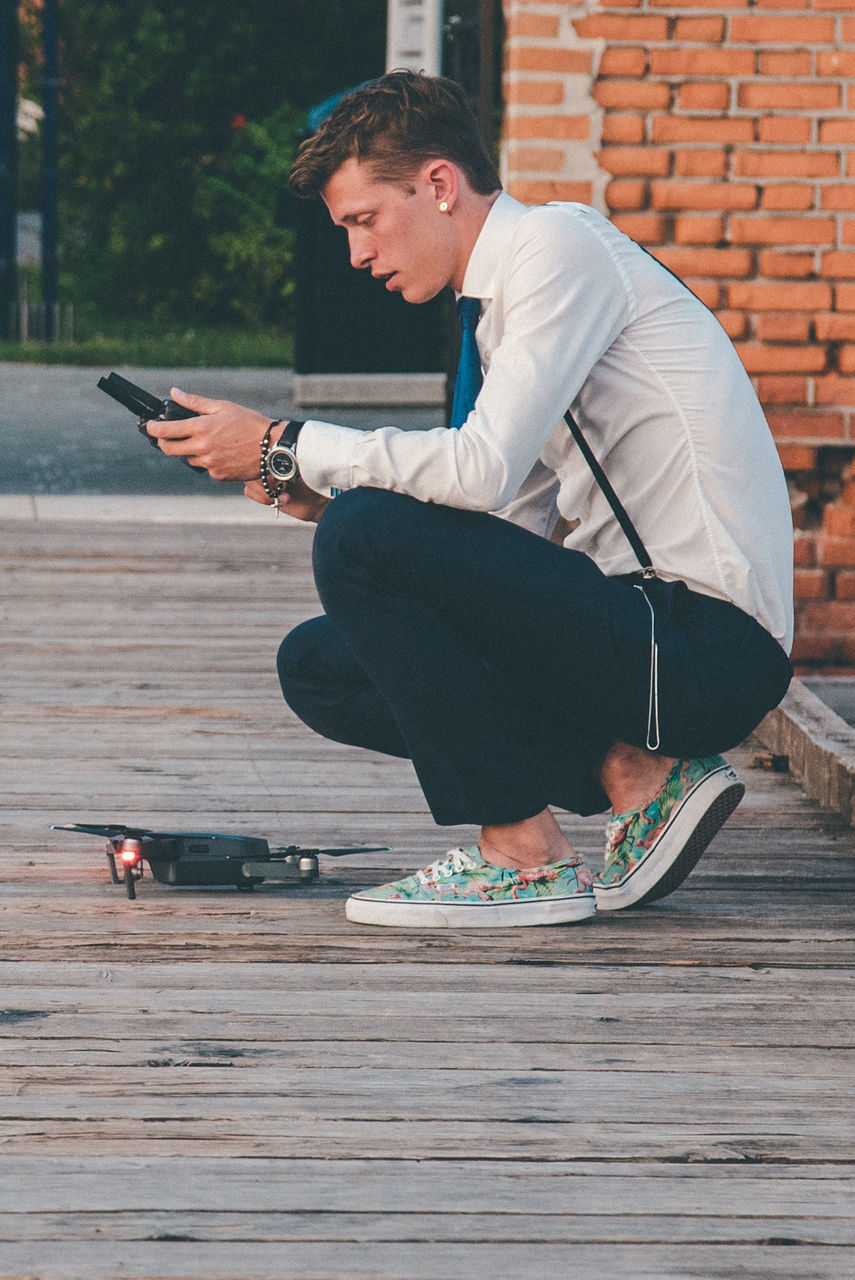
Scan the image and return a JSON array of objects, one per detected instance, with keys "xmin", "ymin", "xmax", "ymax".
[{"xmin": 266, "ymin": 420, "xmax": 306, "ymax": 484}]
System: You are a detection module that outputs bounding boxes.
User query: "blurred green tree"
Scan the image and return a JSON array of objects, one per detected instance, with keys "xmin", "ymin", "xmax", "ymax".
[{"xmin": 25, "ymin": 0, "xmax": 386, "ymax": 327}]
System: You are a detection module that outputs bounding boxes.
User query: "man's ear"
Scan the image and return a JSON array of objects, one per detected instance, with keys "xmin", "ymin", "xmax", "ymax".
[{"xmin": 423, "ymin": 159, "xmax": 459, "ymax": 212}]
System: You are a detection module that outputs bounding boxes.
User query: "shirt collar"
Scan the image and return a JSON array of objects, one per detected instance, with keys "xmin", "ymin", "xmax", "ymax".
[{"xmin": 459, "ymin": 191, "xmax": 530, "ymax": 303}]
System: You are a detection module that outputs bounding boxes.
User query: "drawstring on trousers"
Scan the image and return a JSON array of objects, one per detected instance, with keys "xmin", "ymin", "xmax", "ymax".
[{"xmin": 634, "ymin": 582, "xmax": 661, "ymax": 752}]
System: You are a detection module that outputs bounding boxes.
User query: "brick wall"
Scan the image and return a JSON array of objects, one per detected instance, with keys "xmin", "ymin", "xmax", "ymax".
[{"xmin": 501, "ymin": 0, "xmax": 855, "ymax": 670}]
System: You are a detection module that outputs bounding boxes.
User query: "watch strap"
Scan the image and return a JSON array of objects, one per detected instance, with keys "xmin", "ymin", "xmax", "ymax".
[{"xmin": 279, "ymin": 420, "xmax": 305, "ymax": 450}]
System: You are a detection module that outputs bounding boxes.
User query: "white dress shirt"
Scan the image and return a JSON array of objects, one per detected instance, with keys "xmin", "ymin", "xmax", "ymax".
[{"xmin": 297, "ymin": 193, "xmax": 794, "ymax": 651}]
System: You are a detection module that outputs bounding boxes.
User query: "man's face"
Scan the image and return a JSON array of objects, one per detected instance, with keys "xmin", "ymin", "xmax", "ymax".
[{"xmin": 322, "ymin": 157, "xmax": 460, "ymax": 303}]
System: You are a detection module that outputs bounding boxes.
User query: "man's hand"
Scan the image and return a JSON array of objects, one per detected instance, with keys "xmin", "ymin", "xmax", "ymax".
[
  {"xmin": 145, "ymin": 388, "xmax": 275, "ymax": 481},
  {"xmin": 244, "ymin": 476, "xmax": 331, "ymax": 524}
]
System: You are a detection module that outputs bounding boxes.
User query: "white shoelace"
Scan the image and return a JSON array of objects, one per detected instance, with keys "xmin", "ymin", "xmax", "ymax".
[{"xmin": 415, "ymin": 847, "xmax": 479, "ymax": 885}]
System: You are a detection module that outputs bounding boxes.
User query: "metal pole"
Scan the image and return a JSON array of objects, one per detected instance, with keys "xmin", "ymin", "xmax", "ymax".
[
  {"xmin": 42, "ymin": 0, "xmax": 58, "ymax": 341},
  {"xmin": 0, "ymin": 0, "xmax": 19, "ymax": 341}
]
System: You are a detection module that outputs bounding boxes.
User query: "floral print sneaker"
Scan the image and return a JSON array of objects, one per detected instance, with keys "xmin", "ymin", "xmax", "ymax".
[
  {"xmin": 594, "ymin": 756, "xmax": 745, "ymax": 911},
  {"xmin": 346, "ymin": 845, "xmax": 596, "ymax": 928}
]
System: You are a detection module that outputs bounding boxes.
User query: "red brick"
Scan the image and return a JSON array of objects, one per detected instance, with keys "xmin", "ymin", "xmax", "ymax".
[
  {"xmin": 844, "ymin": 17, "xmax": 855, "ymax": 39},
  {"xmin": 802, "ymin": 599, "xmax": 855, "ymax": 629},
  {"xmin": 759, "ymin": 51, "xmax": 813, "ymax": 77},
  {"xmin": 593, "ymin": 81, "xmax": 672, "ymax": 111},
  {"xmin": 692, "ymin": 282, "xmax": 724, "ymax": 310},
  {"xmin": 649, "ymin": 49, "xmax": 755, "ymax": 76},
  {"xmin": 760, "ymin": 186, "xmax": 815, "ymax": 213},
  {"xmin": 506, "ymin": 115, "xmax": 589, "ymax": 141},
  {"xmin": 651, "ymin": 181, "xmax": 757, "ymax": 211},
  {"xmin": 729, "ymin": 282, "xmax": 832, "ymax": 310},
  {"xmin": 729, "ymin": 217, "xmax": 835, "ymax": 246},
  {"xmin": 509, "ymin": 81, "xmax": 566, "ymax": 107},
  {"xmin": 836, "ymin": 285, "xmax": 855, "ymax": 311},
  {"xmin": 819, "ymin": 120, "xmax": 855, "ymax": 144},
  {"xmin": 736, "ymin": 343, "xmax": 827, "ymax": 373},
  {"xmin": 507, "ymin": 47, "xmax": 593, "ymax": 74},
  {"xmin": 729, "ymin": 15, "xmax": 836, "ymax": 43},
  {"xmin": 601, "ymin": 115, "xmax": 645, "ymax": 145},
  {"xmin": 824, "ymin": 506, "xmax": 855, "ymax": 537},
  {"xmin": 507, "ymin": 145, "xmax": 566, "ymax": 173},
  {"xmin": 822, "ymin": 188, "xmax": 855, "ymax": 212},
  {"xmin": 717, "ymin": 310, "xmax": 749, "ymax": 339},
  {"xmin": 677, "ymin": 83, "xmax": 730, "ymax": 113},
  {"xmin": 822, "ymin": 249, "xmax": 855, "ymax": 276},
  {"xmin": 794, "ymin": 568, "xmax": 831, "ymax": 599},
  {"xmin": 821, "ymin": 535, "xmax": 855, "ymax": 567},
  {"xmin": 769, "ymin": 410, "xmax": 845, "ymax": 440},
  {"xmin": 778, "ymin": 444, "xmax": 818, "ymax": 470},
  {"xmin": 676, "ymin": 150, "xmax": 727, "ymax": 178},
  {"xmin": 599, "ymin": 49, "xmax": 648, "ymax": 77},
  {"xmin": 574, "ymin": 15, "xmax": 669, "ymax": 41},
  {"xmin": 790, "ymin": 634, "xmax": 839, "ymax": 663},
  {"xmin": 506, "ymin": 13, "xmax": 560, "ymax": 39},
  {"xmin": 837, "ymin": 347, "xmax": 855, "ymax": 375},
  {"xmin": 656, "ymin": 247, "xmax": 753, "ymax": 277},
  {"xmin": 598, "ymin": 147, "xmax": 671, "ymax": 177},
  {"xmin": 674, "ymin": 214, "xmax": 724, "ymax": 244},
  {"xmin": 734, "ymin": 152, "xmax": 839, "ymax": 179},
  {"xmin": 611, "ymin": 213, "xmax": 668, "ymax": 243},
  {"xmin": 759, "ymin": 117, "xmax": 813, "ymax": 145},
  {"xmin": 649, "ymin": 0, "xmax": 747, "ymax": 7},
  {"xmin": 674, "ymin": 16, "xmax": 725, "ymax": 41},
  {"xmin": 793, "ymin": 531, "xmax": 818, "ymax": 566},
  {"xmin": 757, "ymin": 252, "xmax": 815, "ymax": 278},
  {"xmin": 833, "ymin": 571, "xmax": 855, "ymax": 599},
  {"xmin": 756, "ymin": 314, "xmax": 812, "ymax": 342},
  {"xmin": 605, "ymin": 180, "xmax": 647, "ymax": 211},
  {"xmin": 845, "ymin": 220, "xmax": 855, "ymax": 246},
  {"xmin": 815, "ymin": 314, "xmax": 855, "ymax": 341},
  {"xmin": 817, "ymin": 50, "xmax": 855, "ymax": 76},
  {"xmin": 651, "ymin": 116, "xmax": 755, "ymax": 145},
  {"xmin": 509, "ymin": 180, "xmax": 593, "ymax": 204},
  {"xmin": 739, "ymin": 83, "xmax": 841, "ymax": 111},
  {"xmin": 757, "ymin": 376, "xmax": 809, "ymax": 404},
  {"xmin": 815, "ymin": 375, "xmax": 855, "ymax": 405}
]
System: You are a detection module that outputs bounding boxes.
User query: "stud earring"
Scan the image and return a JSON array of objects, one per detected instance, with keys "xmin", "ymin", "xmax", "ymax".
[{"xmin": 439, "ymin": 200, "xmax": 449, "ymax": 213}]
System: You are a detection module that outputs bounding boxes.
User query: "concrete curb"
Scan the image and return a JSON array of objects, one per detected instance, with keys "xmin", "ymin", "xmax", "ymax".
[
  {"xmin": 0, "ymin": 494, "xmax": 304, "ymax": 525},
  {"xmin": 757, "ymin": 677, "xmax": 855, "ymax": 826}
]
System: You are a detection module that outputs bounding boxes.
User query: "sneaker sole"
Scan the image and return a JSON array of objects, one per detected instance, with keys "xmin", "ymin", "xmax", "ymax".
[
  {"xmin": 594, "ymin": 765, "xmax": 745, "ymax": 912},
  {"xmin": 345, "ymin": 892, "xmax": 596, "ymax": 928}
]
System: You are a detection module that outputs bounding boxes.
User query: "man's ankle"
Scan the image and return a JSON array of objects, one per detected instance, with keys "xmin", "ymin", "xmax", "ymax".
[
  {"xmin": 599, "ymin": 742, "xmax": 676, "ymax": 815},
  {"xmin": 479, "ymin": 808, "xmax": 576, "ymax": 870}
]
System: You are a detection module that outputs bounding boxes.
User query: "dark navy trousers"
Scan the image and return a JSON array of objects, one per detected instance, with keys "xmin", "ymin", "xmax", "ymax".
[{"xmin": 277, "ymin": 487, "xmax": 792, "ymax": 826}]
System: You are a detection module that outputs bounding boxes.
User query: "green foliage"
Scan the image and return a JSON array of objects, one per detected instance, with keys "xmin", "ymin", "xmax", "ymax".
[
  {"xmin": 0, "ymin": 322, "xmax": 294, "ymax": 367},
  {"xmin": 195, "ymin": 107, "xmax": 301, "ymax": 328},
  {"xmin": 27, "ymin": 0, "xmax": 387, "ymax": 332}
]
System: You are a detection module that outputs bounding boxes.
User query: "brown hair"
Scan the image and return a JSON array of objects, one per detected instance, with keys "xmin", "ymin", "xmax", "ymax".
[{"xmin": 289, "ymin": 70, "xmax": 501, "ymax": 198}]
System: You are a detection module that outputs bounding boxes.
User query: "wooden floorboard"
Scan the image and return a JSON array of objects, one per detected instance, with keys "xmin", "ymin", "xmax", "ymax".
[{"xmin": 1, "ymin": 517, "xmax": 854, "ymax": 1279}]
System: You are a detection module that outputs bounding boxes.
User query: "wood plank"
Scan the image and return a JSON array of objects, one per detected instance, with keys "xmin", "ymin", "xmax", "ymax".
[
  {"xmin": 0, "ymin": 1240, "xmax": 850, "ymax": 1280},
  {"xmin": 1, "ymin": 515, "xmax": 854, "ymax": 1277}
]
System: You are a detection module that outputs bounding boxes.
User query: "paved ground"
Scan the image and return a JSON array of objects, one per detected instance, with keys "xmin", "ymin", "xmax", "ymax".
[
  {"xmin": 1, "ymin": 516, "xmax": 854, "ymax": 1279},
  {"xmin": 1, "ymin": 363, "xmax": 441, "ymax": 497}
]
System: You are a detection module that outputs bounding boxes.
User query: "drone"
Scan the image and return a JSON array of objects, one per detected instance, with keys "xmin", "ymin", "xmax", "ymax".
[{"xmin": 52, "ymin": 823, "xmax": 384, "ymax": 900}]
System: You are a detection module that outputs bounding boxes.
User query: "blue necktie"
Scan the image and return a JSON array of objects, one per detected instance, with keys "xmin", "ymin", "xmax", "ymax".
[{"xmin": 450, "ymin": 296, "xmax": 482, "ymax": 429}]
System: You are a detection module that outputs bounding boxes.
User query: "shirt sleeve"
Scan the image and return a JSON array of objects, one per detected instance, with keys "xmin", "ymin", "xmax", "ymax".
[{"xmin": 296, "ymin": 207, "xmax": 633, "ymax": 511}]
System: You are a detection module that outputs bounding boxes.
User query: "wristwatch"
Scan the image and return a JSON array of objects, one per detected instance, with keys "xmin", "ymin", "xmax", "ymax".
[{"xmin": 266, "ymin": 420, "xmax": 305, "ymax": 484}]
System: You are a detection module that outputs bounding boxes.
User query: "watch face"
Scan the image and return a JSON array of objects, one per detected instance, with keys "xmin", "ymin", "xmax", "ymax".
[{"xmin": 267, "ymin": 445, "xmax": 298, "ymax": 482}]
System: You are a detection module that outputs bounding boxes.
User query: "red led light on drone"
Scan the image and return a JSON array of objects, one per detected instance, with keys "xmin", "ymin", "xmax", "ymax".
[{"xmin": 120, "ymin": 839, "xmax": 142, "ymax": 865}]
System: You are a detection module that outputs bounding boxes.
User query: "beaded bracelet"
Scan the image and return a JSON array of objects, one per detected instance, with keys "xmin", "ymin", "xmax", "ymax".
[{"xmin": 259, "ymin": 420, "xmax": 284, "ymax": 514}]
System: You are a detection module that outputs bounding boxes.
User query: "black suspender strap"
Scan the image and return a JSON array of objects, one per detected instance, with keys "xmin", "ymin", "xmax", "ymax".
[{"xmin": 562, "ymin": 408, "xmax": 656, "ymax": 578}]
